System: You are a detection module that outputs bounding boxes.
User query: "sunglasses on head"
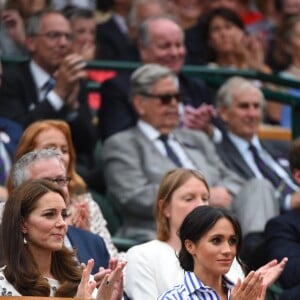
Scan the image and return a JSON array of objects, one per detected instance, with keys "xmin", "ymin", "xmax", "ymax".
[{"xmin": 140, "ymin": 92, "xmax": 182, "ymax": 105}]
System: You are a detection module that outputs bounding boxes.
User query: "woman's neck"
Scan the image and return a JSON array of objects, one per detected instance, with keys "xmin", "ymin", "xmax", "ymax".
[
  {"xmin": 166, "ymin": 231, "xmax": 182, "ymax": 252},
  {"xmin": 194, "ymin": 267, "xmax": 226, "ymax": 298},
  {"xmin": 30, "ymin": 248, "xmax": 53, "ymax": 278}
]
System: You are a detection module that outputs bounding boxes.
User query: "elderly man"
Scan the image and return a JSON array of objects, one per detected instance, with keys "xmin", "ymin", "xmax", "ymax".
[
  {"xmin": 0, "ymin": 11, "xmax": 97, "ymax": 155},
  {"xmin": 99, "ymin": 16, "xmax": 218, "ymax": 141},
  {"xmin": 216, "ymin": 76, "xmax": 298, "ymax": 211},
  {"xmin": 102, "ymin": 64, "xmax": 279, "ymax": 241}
]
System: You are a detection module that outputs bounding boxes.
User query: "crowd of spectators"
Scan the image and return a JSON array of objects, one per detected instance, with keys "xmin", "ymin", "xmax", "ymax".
[{"xmin": 0, "ymin": 0, "xmax": 300, "ymax": 299}]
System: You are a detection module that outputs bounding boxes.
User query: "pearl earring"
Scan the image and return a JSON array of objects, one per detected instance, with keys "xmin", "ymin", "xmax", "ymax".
[{"xmin": 23, "ymin": 236, "xmax": 27, "ymax": 245}]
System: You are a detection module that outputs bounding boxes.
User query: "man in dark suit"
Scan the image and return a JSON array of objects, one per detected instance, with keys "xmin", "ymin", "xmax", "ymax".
[
  {"xmin": 99, "ymin": 16, "xmax": 218, "ymax": 142},
  {"xmin": 10, "ymin": 148, "xmax": 110, "ymax": 274},
  {"xmin": 265, "ymin": 137, "xmax": 300, "ymax": 300},
  {"xmin": 216, "ymin": 76, "xmax": 298, "ymax": 211},
  {"xmin": 102, "ymin": 64, "xmax": 278, "ymax": 241},
  {"xmin": 0, "ymin": 11, "xmax": 97, "ymax": 155}
]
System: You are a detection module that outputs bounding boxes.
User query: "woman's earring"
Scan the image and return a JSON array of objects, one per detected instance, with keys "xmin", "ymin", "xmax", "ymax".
[{"xmin": 23, "ymin": 236, "xmax": 27, "ymax": 245}]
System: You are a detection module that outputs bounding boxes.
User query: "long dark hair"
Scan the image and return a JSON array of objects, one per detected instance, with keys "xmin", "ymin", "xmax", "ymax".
[
  {"xmin": 178, "ymin": 206, "xmax": 243, "ymax": 272},
  {"xmin": 2, "ymin": 179, "xmax": 82, "ymax": 297},
  {"xmin": 202, "ymin": 7, "xmax": 245, "ymax": 62}
]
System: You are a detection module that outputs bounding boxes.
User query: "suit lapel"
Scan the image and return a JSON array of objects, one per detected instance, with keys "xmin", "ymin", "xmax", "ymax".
[{"xmin": 220, "ymin": 135, "xmax": 255, "ymax": 179}]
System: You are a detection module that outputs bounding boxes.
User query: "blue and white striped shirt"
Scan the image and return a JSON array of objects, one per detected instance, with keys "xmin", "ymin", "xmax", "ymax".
[{"xmin": 158, "ymin": 271, "xmax": 235, "ymax": 300}]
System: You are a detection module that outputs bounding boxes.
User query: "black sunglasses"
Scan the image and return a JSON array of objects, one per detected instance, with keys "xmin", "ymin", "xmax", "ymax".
[{"xmin": 140, "ymin": 92, "xmax": 182, "ymax": 105}]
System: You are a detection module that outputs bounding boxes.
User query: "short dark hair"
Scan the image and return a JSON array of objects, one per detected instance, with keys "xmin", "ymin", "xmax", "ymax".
[{"xmin": 178, "ymin": 206, "xmax": 243, "ymax": 272}]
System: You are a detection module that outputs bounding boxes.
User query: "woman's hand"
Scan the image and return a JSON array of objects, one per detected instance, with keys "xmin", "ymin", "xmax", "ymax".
[
  {"xmin": 68, "ymin": 196, "xmax": 90, "ymax": 230},
  {"xmin": 256, "ymin": 257, "xmax": 288, "ymax": 287},
  {"xmin": 76, "ymin": 259, "xmax": 97, "ymax": 299},
  {"xmin": 231, "ymin": 271, "xmax": 265, "ymax": 300},
  {"xmin": 96, "ymin": 260, "xmax": 127, "ymax": 300}
]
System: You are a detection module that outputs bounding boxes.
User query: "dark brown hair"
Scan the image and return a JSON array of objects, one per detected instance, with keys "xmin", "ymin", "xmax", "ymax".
[{"xmin": 2, "ymin": 179, "xmax": 82, "ymax": 297}]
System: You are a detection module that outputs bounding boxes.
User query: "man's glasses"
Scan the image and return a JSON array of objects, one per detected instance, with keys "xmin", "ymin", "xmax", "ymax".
[
  {"xmin": 45, "ymin": 177, "xmax": 71, "ymax": 187},
  {"xmin": 140, "ymin": 92, "xmax": 182, "ymax": 105},
  {"xmin": 35, "ymin": 31, "xmax": 73, "ymax": 42}
]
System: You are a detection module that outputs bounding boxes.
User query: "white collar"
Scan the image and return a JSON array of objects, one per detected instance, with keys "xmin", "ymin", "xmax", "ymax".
[{"xmin": 29, "ymin": 60, "xmax": 52, "ymax": 91}]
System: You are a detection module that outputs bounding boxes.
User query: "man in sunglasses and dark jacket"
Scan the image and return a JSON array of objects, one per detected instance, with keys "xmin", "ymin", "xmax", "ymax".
[{"xmin": 102, "ymin": 63, "xmax": 279, "ymax": 242}]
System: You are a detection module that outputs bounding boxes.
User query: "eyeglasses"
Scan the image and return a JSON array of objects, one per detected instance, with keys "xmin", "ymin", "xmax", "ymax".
[
  {"xmin": 140, "ymin": 92, "xmax": 182, "ymax": 105},
  {"xmin": 46, "ymin": 177, "xmax": 71, "ymax": 187},
  {"xmin": 35, "ymin": 31, "xmax": 73, "ymax": 42}
]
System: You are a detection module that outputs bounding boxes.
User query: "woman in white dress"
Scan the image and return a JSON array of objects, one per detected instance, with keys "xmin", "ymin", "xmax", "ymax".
[{"xmin": 0, "ymin": 178, "xmax": 124, "ymax": 298}]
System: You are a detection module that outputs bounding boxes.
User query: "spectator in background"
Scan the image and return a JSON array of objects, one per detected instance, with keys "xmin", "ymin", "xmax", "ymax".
[
  {"xmin": 202, "ymin": 7, "xmax": 271, "ymax": 73},
  {"xmin": 127, "ymin": 0, "xmax": 166, "ymax": 47},
  {"xmin": 96, "ymin": 0, "xmax": 133, "ymax": 61},
  {"xmin": 265, "ymin": 136, "xmax": 300, "ymax": 299},
  {"xmin": 99, "ymin": 16, "xmax": 218, "ymax": 142},
  {"xmin": 0, "ymin": 0, "xmax": 51, "ymax": 56},
  {"xmin": 0, "ymin": 60, "xmax": 23, "ymax": 201},
  {"xmin": 102, "ymin": 63, "xmax": 278, "ymax": 241},
  {"xmin": 216, "ymin": 76, "xmax": 297, "ymax": 211},
  {"xmin": 0, "ymin": 11, "xmax": 98, "ymax": 156},
  {"xmin": 272, "ymin": 14, "xmax": 300, "ymax": 127}
]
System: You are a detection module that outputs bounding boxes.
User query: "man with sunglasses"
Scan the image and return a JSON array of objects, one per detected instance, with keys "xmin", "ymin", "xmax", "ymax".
[
  {"xmin": 102, "ymin": 63, "xmax": 278, "ymax": 242},
  {"xmin": 0, "ymin": 10, "xmax": 97, "ymax": 156},
  {"xmin": 99, "ymin": 15, "xmax": 219, "ymax": 142}
]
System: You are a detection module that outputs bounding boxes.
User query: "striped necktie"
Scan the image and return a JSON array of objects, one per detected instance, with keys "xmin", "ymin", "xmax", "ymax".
[
  {"xmin": 159, "ymin": 135, "xmax": 183, "ymax": 167},
  {"xmin": 43, "ymin": 77, "xmax": 56, "ymax": 97},
  {"xmin": 249, "ymin": 144, "xmax": 295, "ymax": 197}
]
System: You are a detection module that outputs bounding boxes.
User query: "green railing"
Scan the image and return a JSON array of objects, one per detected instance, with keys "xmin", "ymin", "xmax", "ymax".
[
  {"xmin": 86, "ymin": 60, "xmax": 300, "ymax": 138},
  {"xmin": 2, "ymin": 56, "xmax": 300, "ymax": 138}
]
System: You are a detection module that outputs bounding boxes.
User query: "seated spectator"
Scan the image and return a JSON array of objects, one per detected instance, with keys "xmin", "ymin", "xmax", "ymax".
[
  {"xmin": 102, "ymin": 63, "xmax": 278, "ymax": 241},
  {"xmin": 125, "ymin": 168, "xmax": 245, "ymax": 300},
  {"xmin": 202, "ymin": 7, "xmax": 271, "ymax": 73},
  {"xmin": 6, "ymin": 119, "xmax": 118, "ymax": 258},
  {"xmin": 0, "ymin": 10, "xmax": 98, "ymax": 156},
  {"xmin": 99, "ymin": 15, "xmax": 217, "ymax": 142},
  {"xmin": 0, "ymin": 60, "xmax": 23, "ymax": 201},
  {"xmin": 158, "ymin": 206, "xmax": 287, "ymax": 299},
  {"xmin": 127, "ymin": 0, "xmax": 166, "ymax": 48},
  {"xmin": 0, "ymin": 0, "xmax": 51, "ymax": 56},
  {"xmin": 272, "ymin": 14, "xmax": 300, "ymax": 127},
  {"xmin": 95, "ymin": 0, "xmax": 134, "ymax": 61},
  {"xmin": 216, "ymin": 76, "xmax": 299, "ymax": 267},
  {"xmin": 265, "ymin": 137, "xmax": 300, "ymax": 299},
  {"xmin": 216, "ymin": 76, "xmax": 297, "ymax": 212},
  {"xmin": 7, "ymin": 149, "xmax": 110, "ymax": 274},
  {"xmin": 0, "ymin": 178, "xmax": 125, "ymax": 298}
]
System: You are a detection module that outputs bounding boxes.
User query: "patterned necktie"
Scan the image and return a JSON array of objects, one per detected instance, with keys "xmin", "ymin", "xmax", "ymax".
[
  {"xmin": 249, "ymin": 144, "xmax": 294, "ymax": 197},
  {"xmin": 159, "ymin": 135, "xmax": 183, "ymax": 167},
  {"xmin": 0, "ymin": 156, "xmax": 6, "ymax": 185},
  {"xmin": 43, "ymin": 77, "xmax": 56, "ymax": 97}
]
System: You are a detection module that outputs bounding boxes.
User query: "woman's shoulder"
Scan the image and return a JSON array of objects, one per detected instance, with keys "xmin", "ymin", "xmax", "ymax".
[
  {"xmin": 0, "ymin": 268, "xmax": 21, "ymax": 296},
  {"xmin": 126, "ymin": 240, "xmax": 174, "ymax": 257}
]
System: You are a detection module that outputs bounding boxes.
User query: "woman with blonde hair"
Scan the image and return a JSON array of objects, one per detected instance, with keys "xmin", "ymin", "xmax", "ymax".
[{"xmin": 7, "ymin": 119, "xmax": 118, "ymax": 258}]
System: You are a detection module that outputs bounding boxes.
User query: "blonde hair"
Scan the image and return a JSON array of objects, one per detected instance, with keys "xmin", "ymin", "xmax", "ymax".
[{"xmin": 155, "ymin": 168, "xmax": 209, "ymax": 241}]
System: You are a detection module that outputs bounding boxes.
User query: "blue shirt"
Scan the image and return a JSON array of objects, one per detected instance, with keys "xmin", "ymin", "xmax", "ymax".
[{"xmin": 158, "ymin": 271, "xmax": 235, "ymax": 300}]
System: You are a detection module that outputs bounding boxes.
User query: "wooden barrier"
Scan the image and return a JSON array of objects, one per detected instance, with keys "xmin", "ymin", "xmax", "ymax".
[{"xmin": 258, "ymin": 125, "xmax": 291, "ymax": 141}]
